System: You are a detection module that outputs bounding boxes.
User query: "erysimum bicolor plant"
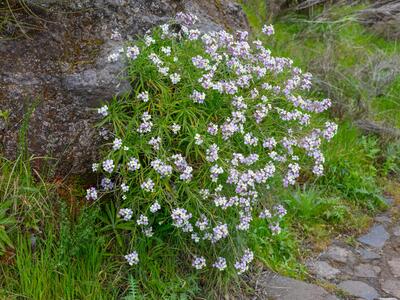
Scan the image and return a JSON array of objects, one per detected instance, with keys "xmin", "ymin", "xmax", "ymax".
[{"xmin": 88, "ymin": 13, "xmax": 337, "ymax": 275}]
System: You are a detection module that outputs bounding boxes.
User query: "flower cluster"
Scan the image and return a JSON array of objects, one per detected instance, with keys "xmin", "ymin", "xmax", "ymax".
[{"xmin": 92, "ymin": 13, "xmax": 337, "ymax": 275}]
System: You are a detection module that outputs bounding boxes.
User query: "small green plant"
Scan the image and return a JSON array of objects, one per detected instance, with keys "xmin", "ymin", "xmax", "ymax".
[{"xmin": 0, "ymin": 200, "xmax": 15, "ymax": 255}]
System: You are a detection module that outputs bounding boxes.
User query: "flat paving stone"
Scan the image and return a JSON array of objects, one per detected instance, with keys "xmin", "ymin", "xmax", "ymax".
[
  {"xmin": 311, "ymin": 261, "xmax": 341, "ymax": 279},
  {"xmin": 338, "ymin": 280, "xmax": 379, "ymax": 300},
  {"xmin": 393, "ymin": 226, "xmax": 400, "ymax": 237},
  {"xmin": 388, "ymin": 258, "xmax": 400, "ymax": 277},
  {"xmin": 359, "ymin": 248, "xmax": 381, "ymax": 261},
  {"xmin": 358, "ymin": 225, "xmax": 389, "ymax": 248},
  {"xmin": 383, "ymin": 197, "xmax": 394, "ymax": 206},
  {"xmin": 381, "ymin": 279, "xmax": 400, "ymax": 298},
  {"xmin": 375, "ymin": 216, "xmax": 391, "ymax": 223},
  {"xmin": 257, "ymin": 273, "xmax": 339, "ymax": 300},
  {"xmin": 353, "ymin": 264, "xmax": 381, "ymax": 278},
  {"xmin": 324, "ymin": 245, "xmax": 355, "ymax": 263}
]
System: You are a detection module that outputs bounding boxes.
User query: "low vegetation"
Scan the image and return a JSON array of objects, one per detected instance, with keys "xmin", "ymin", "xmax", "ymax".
[{"xmin": 0, "ymin": 1, "xmax": 399, "ymax": 299}]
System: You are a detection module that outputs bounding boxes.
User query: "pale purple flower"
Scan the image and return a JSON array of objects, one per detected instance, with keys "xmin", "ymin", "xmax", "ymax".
[
  {"xmin": 213, "ymin": 257, "xmax": 227, "ymax": 271},
  {"xmin": 141, "ymin": 178, "xmax": 155, "ymax": 192},
  {"xmin": 125, "ymin": 251, "xmax": 139, "ymax": 265},
  {"xmin": 137, "ymin": 91, "xmax": 149, "ymax": 102},
  {"xmin": 97, "ymin": 105, "xmax": 109, "ymax": 117},
  {"xmin": 102, "ymin": 159, "xmax": 114, "ymax": 173},
  {"xmin": 192, "ymin": 256, "xmax": 206, "ymax": 270},
  {"xmin": 119, "ymin": 208, "xmax": 133, "ymax": 221},
  {"xmin": 127, "ymin": 157, "xmax": 141, "ymax": 171},
  {"xmin": 171, "ymin": 123, "xmax": 181, "ymax": 134},
  {"xmin": 150, "ymin": 202, "xmax": 161, "ymax": 213},
  {"xmin": 170, "ymin": 73, "xmax": 181, "ymax": 84},
  {"xmin": 112, "ymin": 138, "xmax": 122, "ymax": 151},
  {"xmin": 126, "ymin": 45, "xmax": 140, "ymax": 60},
  {"xmin": 137, "ymin": 214, "xmax": 149, "ymax": 226},
  {"xmin": 191, "ymin": 90, "xmax": 206, "ymax": 104},
  {"xmin": 86, "ymin": 187, "xmax": 98, "ymax": 201}
]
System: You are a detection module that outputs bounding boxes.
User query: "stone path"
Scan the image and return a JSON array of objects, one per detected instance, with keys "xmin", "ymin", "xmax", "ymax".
[
  {"xmin": 249, "ymin": 197, "xmax": 400, "ymax": 300},
  {"xmin": 307, "ymin": 197, "xmax": 400, "ymax": 300}
]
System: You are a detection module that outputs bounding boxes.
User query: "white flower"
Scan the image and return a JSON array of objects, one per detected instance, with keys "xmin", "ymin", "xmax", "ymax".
[
  {"xmin": 112, "ymin": 138, "xmax": 122, "ymax": 151},
  {"xmin": 194, "ymin": 134, "xmax": 203, "ymax": 145},
  {"xmin": 143, "ymin": 227, "xmax": 154, "ymax": 237},
  {"xmin": 92, "ymin": 163, "xmax": 99, "ymax": 172},
  {"xmin": 86, "ymin": 187, "xmax": 98, "ymax": 200},
  {"xmin": 102, "ymin": 159, "xmax": 114, "ymax": 174},
  {"xmin": 213, "ymin": 257, "xmax": 227, "ymax": 271},
  {"xmin": 137, "ymin": 91, "xmax": 149, "ymax": 102},
  {"xmin": 111, "ymin": 30, "xmax": 122, "ymax": 40},
  {"xmin": 137, "ymin": 214, "xmax": 149, "ymax": 226},
  {"xmin": 97, "ymin": 105, "xmax": 108, "ymax": 117},
  {"xmin": 170, "ymin": 123, "xmax": 181, "ymax": 134},
  {"xmin": 192, "ymin": 256, "xmax": 206, "ymax": 270},
  {"xmin": 119, "ymin": 208, "xmax": 133, "ymax": 221},
  {"xmin": 107, "ymin": 52, "xmax": 120, "ymax": 63},
  {"xmin": 125, "ymin": 251, "xmax": 139, "ymax": 266},
  {"xmin": 170, "ymin": 73, "xmax": 181, "ymax": 84},
  {"xmin": 144, "ymin": 35, "xmax": 155, "ymax": 46},
  {"xmin": 161, "ymin": 46, "xmax": 171, "ymax": 56},
  {"xmin": 121, "ymin": 183, "xmax": 129, "ymax": 193},
  {"xmin": 262, "ymin": 24, "xmax": 275, "ymax": 36},
  {"xmin": 150, "ymin": 202, "xmax": 161, "ymax": 213},
  {"xmin": 141, "ymin": 178, "xmax": 155, "ymax": 192},
  {"xmin": 126, "ymin": 45, "xmax": 140, "ymax": 60},
  {"xmin": 127, "ymin": 157, "xmax": 141, "ymax": 171}
]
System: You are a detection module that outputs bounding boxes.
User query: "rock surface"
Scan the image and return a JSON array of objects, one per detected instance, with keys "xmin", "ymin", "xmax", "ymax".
[
  {"xmin": 305, "ymin": 203, "xmax": 400, "ymax": 300},
  {"xmin": 358, "ymin": 0, "xmax": 400, "ymax": 40},
  {"xmin": 358, "ymin": 224, "xmax": 389, "ymax": 248},
  {"xmin": 338, "ymin": 280, "xmax": 379, "ymax": 300},
  {"xmin": 0, "ymin": 0, "xmax": 249, "ymax": 174},
  {"xmin": 310, "ymin": 261, "xmax": 340, "ymax": 279},
  {"xmin": 252, "ymin": 272, "xmax": 339, "ymax": 300}
]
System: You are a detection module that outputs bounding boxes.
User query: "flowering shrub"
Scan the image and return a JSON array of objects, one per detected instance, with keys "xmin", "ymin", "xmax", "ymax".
[{"xmin": 89, "ymin": 13, "xmax": 337, "ymax": 275}]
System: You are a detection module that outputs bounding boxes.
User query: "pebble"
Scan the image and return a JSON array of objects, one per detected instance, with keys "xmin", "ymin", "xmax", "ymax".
[
  {"xmin": 393, "ymin": 226, "xmax": 400, "ymax": 237},
  {"xmin": 311, "ymin": 261, "xmax": 341, "ymax": 279},
  {"xmin": 358, "ymin": 248, "xmax": 381, "ymax": 261},
  {"xmin": 324, "ymin": 245, "xmax": 354, "ymax": 263},
  {"xmin": 381, "ymin": 279, "xmax": 400, "ymax": 298},
  {"xmin": 375, "ymin": 216, "xmax": 391, "ymax": 223},
  {"xmin": 388, "ymin": 258, "xmax": 400, "ymax": 277},
  {"xmin": 353, "ymin": 264, "xmax": 381, "ymax": 278},
  {"xmin": 358, "ymin": 225, "xmax": 389, "ymax": 248}
]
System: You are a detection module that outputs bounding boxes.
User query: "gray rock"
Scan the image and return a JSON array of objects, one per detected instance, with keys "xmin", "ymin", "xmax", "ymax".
[
  {"xmin": 375, "ymin": 215, "xmax": 391, "ymax": 223},
  {"xmin": 338, "ymin": 280, "xmax": 379, "ymax": 300},
  {"xmin": 353, "ymin": 263, "xmax": 381, "ymax": 278},
  {"xmin": 310, "ymin": 261, "xmax": 341, "ymax": 279},
  {"xmin": 256, "ymin": 272, "xmax": 339, "ymax": 300},
  {"xmin": 0, "ymin": 0, "xmax": 249, "ymax": 174},
  {"xmin": 359, "ymin": 248, "xmax": 381, "ymax": 261},
  {"xmin": 393, "ymin": 226, "xmax": 400, "ymax": 237},
  {"xmin": 358, "ymin": 1, "xmax": 400, "ymax": 40},
  {"xmin": 381, "ymin": 279, "xmax": 400, "ymax": 298},
  {"xmin": 323, "ymin": 245, "xmax": 355, "ymax": 263},
  {"xmin": 388, "ymin": 258, "xmax": 400, "ymax": 277},
  {"xmin": 383, "ymin": 197, "xmax": 394, "ymax": 206},
  {"xmin": 358, "ymin": 225, "xmax": 389, "ymax": 248}
]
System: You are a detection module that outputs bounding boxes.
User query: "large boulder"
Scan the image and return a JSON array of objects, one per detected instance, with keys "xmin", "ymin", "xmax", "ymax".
[
  {"xmin": 358, "ymin": 0, "xmax": 400, "ymax": 40},
  {"xmin": 0, "ymin": 0, "xmax": 249, "ymax": 174}
]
